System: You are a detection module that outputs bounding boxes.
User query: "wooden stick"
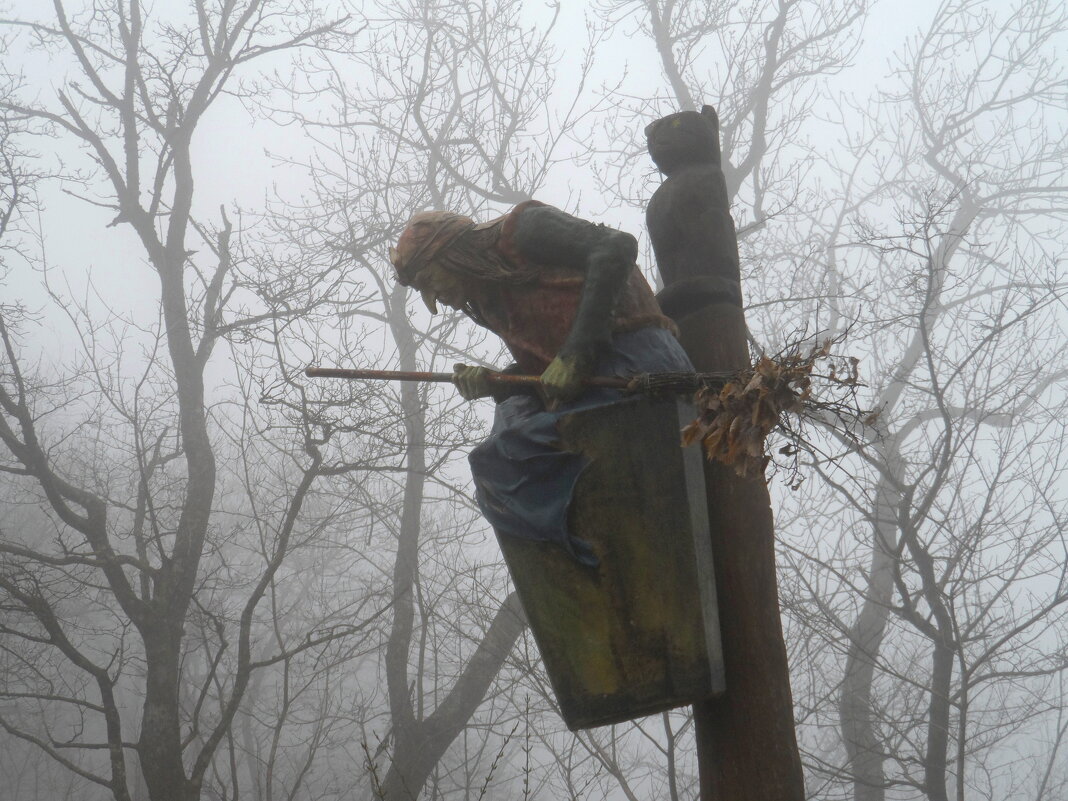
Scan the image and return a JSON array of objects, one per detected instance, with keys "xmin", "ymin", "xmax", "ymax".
[{"xmin": 303, "ymin": 366, "xmax": 631, "ymax": 389}]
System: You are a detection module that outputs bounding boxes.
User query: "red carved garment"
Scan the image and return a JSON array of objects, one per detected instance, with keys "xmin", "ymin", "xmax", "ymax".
[{"xmin": 472, "ymin": 201, "xmax": 677, "ymax": 374}]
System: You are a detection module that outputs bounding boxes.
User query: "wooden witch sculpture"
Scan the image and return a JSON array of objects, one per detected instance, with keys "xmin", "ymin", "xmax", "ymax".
[{"xmin": 389, "ymin": 201, "xmax": 694, "ymax": 566}]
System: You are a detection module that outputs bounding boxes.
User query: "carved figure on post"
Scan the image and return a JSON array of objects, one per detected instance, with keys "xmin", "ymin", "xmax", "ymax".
[
  {"xmin": 390, "ymin": 201, "xmax": 694, "ymax": 565},
  {"xmin": 646, "ymin": 105, "xmax": 744, "ymax": 340},
  {"xmin": 645, "ymin": 103, "xmax": 806, "ymax": 799}
]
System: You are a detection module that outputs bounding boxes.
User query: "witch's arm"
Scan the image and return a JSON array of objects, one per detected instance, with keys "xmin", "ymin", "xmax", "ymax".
[{"xmin": 513, "ymin": 205, "xmax": 636, "ymax": 401}]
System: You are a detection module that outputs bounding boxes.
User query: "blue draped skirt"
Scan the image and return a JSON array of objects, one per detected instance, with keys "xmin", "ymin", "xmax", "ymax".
[{"xmin": 469, "ymin": 327, "xmax": 694, "ymax": 566}]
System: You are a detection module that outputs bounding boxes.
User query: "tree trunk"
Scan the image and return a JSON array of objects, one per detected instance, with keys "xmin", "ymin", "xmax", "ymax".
[
  {"xmin": 380, "ymin": 592, "xmax": 526, "ymax": 800},
  {"xmin": 379, "ymin": 285, "xmax": 529, "ymax": 799},
  {"xmin": 684, "ymin": 307, "xmax": 805, "ymax": 801},
  {"xmin": 140, "ymin": 630, "xmax": 197, "ymax": 801},
  {"xmin": 838, "ymin": 474, "xmax": 898, "ymax": 801}
]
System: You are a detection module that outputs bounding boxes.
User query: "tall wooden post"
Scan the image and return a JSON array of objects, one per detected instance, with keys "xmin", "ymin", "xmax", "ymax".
[{"xmin": 646, "ymin": 106, "xmax": 805, "ymax": 800}]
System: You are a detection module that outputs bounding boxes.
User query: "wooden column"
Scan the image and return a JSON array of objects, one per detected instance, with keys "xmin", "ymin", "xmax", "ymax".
[{"xmin": 646, "ymin": 106, "xmax": 805, "ymax": 800}]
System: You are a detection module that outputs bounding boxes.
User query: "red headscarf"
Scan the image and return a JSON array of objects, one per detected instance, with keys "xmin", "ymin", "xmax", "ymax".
[{"xmin": 390, "ymin": 211, "xmax": 474, "ymax": 286}]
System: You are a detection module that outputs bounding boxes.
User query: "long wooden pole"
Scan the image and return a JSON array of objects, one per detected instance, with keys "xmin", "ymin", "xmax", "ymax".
[
  {"xmin": 304, "ymin": 366, "xmax": 627, "ymax": 389},
  {"xmin": 645, "ymin": 106, "xmax": 805, "ymax": 800},
  {"xmin": 304, "ymin": 366, "xmax": 740, "ymax": 393}
]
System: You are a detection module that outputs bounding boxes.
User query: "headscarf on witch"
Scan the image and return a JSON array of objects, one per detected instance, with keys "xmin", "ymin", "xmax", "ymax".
[{"xmin": 390, "ymin": 209, "xmax": 542, "ymax": 288}]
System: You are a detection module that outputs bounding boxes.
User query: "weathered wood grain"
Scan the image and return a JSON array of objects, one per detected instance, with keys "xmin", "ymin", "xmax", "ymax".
[{"xmin": 497, "ymin": 397, "xmax": 724, "ymax": 730}]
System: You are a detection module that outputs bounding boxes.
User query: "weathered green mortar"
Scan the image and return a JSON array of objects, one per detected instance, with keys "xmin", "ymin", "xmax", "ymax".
[{"xmin": 497, "ymin": 396, "xmax": 724, "ymax": 730}]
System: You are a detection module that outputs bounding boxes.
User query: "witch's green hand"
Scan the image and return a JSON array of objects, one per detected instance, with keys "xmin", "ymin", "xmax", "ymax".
[
  {"xmin": 540, "ymin": 353, "xmax": 592, "ymax": 405},
  {"xmin": 452, "ymin": 364, "xmax": 495, "ymax": 400}
]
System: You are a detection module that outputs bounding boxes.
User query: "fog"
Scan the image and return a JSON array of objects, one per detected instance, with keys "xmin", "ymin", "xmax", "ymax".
[{"xmin": 1, "ymin": 1, "xmax": 1066, "ymax": 800}]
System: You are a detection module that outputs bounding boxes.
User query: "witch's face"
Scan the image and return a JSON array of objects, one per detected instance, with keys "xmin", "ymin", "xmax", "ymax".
[{"xmin": 411, "ymin": 262, "xmax": 469, "ymax": 314}]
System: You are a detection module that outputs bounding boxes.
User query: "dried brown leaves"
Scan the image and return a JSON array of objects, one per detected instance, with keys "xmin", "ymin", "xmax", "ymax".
[{"xmin": 681, "ymin": 341, "xmax": 862, "ymax": 479}]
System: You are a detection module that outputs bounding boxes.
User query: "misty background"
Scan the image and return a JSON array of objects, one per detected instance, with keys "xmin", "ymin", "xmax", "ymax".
[{"xmin": 1, "ymin": 1, "xmax": 1066, "ymax": 800}]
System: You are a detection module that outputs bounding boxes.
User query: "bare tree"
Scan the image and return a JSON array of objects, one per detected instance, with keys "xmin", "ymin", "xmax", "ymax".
[
  {"xmin": 774, "ymin": 3, "xmax": 1068, "ymax": 800},
  {"xmin": 592, "ymin": 0, "xmax": 868, "ymax": 220},
  {"xmin": 579, "ymin": 3, "xmax": 1068, "ymax": 801},
  {"xmin": 0, "ymin": 4, "xmax": 375, "ymax": 801},
  {"xmin": 260, "ymin": 1, "xmax": 598, "ymax": 797},
  {"xmin": 7, "ymin": 3, "xmax": 1066, "ymax": 801}
]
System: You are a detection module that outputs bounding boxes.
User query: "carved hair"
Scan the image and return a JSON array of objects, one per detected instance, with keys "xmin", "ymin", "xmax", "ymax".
[
  {"xmin": 430, "ymin": 224, "xmax": 541, "ymax": 285},
  {"xmin": 392, "ymin": 211, "xmax": 541, "ymax": 288}
]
